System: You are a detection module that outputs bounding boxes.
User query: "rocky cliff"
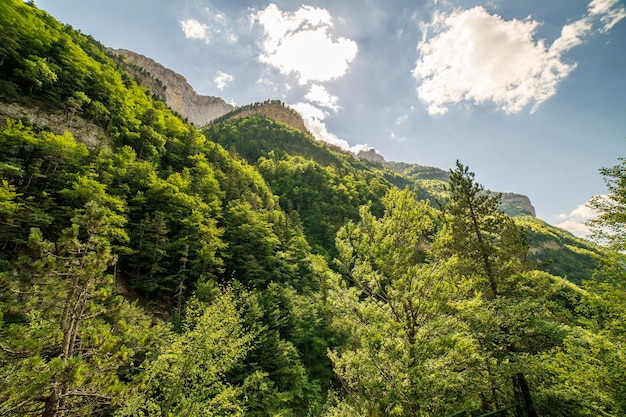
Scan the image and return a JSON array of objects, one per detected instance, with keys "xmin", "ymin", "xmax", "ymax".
[
  {"xmin": 356, "ymin": 148, "xmax": 386, "ymax": 164},
  {"xmin": 0, "ymin": 102, "xmax": 106, "ymax": 148},
  {"xmin": 109, "ymin": 48, "xmax": 234, "ymax": 126},
  {"xmin": 500, "ymin": 192, "xmax": 536, "ymax": 217},
  {"xmin": 214, "ymin": 101, "xmax": 312, "ymax": 137}
]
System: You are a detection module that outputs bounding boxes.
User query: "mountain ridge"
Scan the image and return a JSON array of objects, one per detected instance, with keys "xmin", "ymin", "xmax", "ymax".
[
  {"xmin": 116, "ymin": 48, "xmax": 537, "ymax": 218},
  {"xmin": 109, "ymin": 48, "xmax": 234, "ymax": 126}
]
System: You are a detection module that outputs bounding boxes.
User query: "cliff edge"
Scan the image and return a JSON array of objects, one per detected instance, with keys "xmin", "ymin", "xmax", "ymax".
[{"xmin": 109, "ymin": 48, "xmax": 234, "ymax": 126}]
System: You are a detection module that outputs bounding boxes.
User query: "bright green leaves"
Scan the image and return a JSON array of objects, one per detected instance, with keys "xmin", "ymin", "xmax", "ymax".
[
  {"xmin": 0, "ymin": 202, "xmax": 161, "ymax": 417},
  {"xmin": 587, "ymin": 157, "xmax": 626, "ymax": 251},
  {"xmin": 331, "ymin": 188, "xmax": 483, "ymax": 416},
  {"xmin": 435, "ymin": 160, "xmax": 529, "ymax": 299},
  {"xmin": 121, "ymin": 290, "xmax": 255, "ymax": 417},
  {"xmin": 14, "ymin": 54, "xmax": 58, "ymax": 93}
]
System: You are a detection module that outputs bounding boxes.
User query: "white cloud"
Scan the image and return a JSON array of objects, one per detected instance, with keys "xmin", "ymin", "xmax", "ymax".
[
  {"xmin": 554, "ymin": 219, "xmax": 594, "ymax": 237},
  {"xmin": 395, "ymin": 106, "xmax": 415, "ymax": 125},
  {"xmin": 305, "ymin": 84, "xmax": 340, "ymax": 111},
  {"xmin": 570, "ymin": 202, "xmax": 600, "ymax": 220},
  {"xmin": 180, "ymin": 18, "xmax": 211, "ymax": 43},
  {"xmin": 413, "ymin": 0, "xmax": 626, "ymax": 116},
  {"xmin": 554, "ymin": 197, "xmax": 604, "ymax": 237},
  {"xmin": 251, "ymin": 4, "xmax": 358, "ymax": 85},
  {"xmin": 588, "ymin": 0, "xmax": 626, "ymax": 31},
  {"xmin": 291, "ymin": 102, "xmax": 367, "ymax": 154},
  {"xmin": 180, "ymin": 7, "xmax": 239, "ymax": 45},
  {"xmin": 214, "ymin": 71, "xmax": 235, "ymax": 90}
]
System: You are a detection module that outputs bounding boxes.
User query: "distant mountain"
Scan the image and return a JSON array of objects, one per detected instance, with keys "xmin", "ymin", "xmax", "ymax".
[
  {"xmin": 358, "ymin": 147, "xmax": 536, "ymax": 217},
  {"xmin": 109, "ymin": 48, "xmax": 234, "ymax": 126}
]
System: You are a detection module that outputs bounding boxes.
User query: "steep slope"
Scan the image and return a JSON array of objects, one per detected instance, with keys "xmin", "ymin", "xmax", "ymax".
[
  {"xmin": 2, "ymin": 4, "xmax": 624, "ymax": 416},
  {"xmin": 0, "ymin": 3, "xmax": 335, "ymax": 414},
  {"xmin": 110, "ymin": 48, "xmax": 234, "ymax": 126},
  {"xmin": 111, "ymin": 45, "xmax": 532, "ymax": 220},
  {"xmin": 207, "ymin": 114, "xmax": 602, "ymax": 283},
  {"xmin": 212, "ymin": 100, "xmax": 313, "ymax": 137},
  {"xmin": 204, "ymin": 115, "xmax": 401, "ymax": 255}
]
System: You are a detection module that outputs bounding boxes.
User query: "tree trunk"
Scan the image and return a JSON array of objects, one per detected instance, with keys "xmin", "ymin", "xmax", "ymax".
[
  {"xmin": 513, "ymin": 373, "xmax": 537, "ymax": 417},
  {"xmin": 42, "ymin": 388, "xmax": 59, "ymax": 417}
]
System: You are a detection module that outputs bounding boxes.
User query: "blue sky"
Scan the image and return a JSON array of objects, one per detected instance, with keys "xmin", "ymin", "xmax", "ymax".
[{"xmin": 37, "ymin": 0, "xmax": 626, "ymax": 235}]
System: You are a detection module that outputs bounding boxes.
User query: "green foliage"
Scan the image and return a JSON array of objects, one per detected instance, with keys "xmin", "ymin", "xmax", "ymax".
[
  {"xmin": 516, "ymin": 216, "xmax": 604, "ymax": 285},
  {"xmin": 205, "ymin": 116, "xmax": 392, "ymax": 257},
  {"xmin": 588, "ymin": 157, "xmax": 626, "ymax": 251},
  {"xmin": 1, "ymin": 2, "xmax": 625, "ymax": 415},
  {"xmin": 0, "ymin": 202, "xmax": 166, "ymax": 416},
  {"xmin": 331, "ymin": 188, "xmax": 485, "ymax": 416},
  {"xmin": 118, "ymin": 290, "xmax": 255, "ymax": 417}
]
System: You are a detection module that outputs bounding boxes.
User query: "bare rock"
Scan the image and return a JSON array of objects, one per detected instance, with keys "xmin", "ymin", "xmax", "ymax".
[
  {"xmin": 0, "ymin": 102, "xmax": 106, "ymax": 148},
  {"xmin": 110, "ymin": 48, "xmax": 234, "ymax": 126},
  {"xmin": 500, "ymin": 192, "xmax": 536, "ymax": 217}
]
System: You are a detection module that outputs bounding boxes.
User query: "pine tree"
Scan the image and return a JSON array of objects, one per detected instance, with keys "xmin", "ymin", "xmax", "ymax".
[
  {"xmin": 435, "ymin": 161, "xmax": 539, "ymax": 416},
  {"xmin": 0, "ymin": 202, "xmax": 157, "ymax": 416}
]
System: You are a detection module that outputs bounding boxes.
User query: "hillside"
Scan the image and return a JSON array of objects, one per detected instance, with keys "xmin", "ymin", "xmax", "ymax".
[{"xmin": 1, "ymin": 2, "xmax": 625, "ymax": 416}]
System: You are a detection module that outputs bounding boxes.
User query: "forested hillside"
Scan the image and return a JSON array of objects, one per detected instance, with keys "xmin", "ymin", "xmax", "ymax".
[{"xmin": 1, "ymin": 1, "xmax": 625, "ymax": 416}]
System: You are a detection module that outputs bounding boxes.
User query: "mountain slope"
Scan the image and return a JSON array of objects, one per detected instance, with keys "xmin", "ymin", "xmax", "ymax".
[
  {"xmin": 0, "ymin": 3, "xmax": 335, "ymax": 414},
  {"xmin": 1, "ymin": 3, "xmax": 622, "ymax": 416},
  {"xmin": 110, "ymin": 48, "xmax": 234, "ymax": 126}
]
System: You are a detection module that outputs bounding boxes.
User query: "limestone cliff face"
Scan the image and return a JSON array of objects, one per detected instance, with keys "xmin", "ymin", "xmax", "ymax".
[
  {"xmin": 109, "ymin": 49, "xmax": 234, "ymax": 126},
  {"xmin": 218, "ymin": 101, "xmax": 312, "ymax": 137},
  {"xmin": 356, "ymin": 148, "xmax": 385, "ymax": 164},
  {"xmin": 0, "ymin": 102, "xmax": 106, "ymax": 148},
  {"xmin": 500, "ymin": 193, "xmax": 536, "ymax": 217}
]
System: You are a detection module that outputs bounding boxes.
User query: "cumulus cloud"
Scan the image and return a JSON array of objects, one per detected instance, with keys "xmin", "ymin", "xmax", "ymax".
[
  {"xmin": 291, "ymin": 102, "xmax": 369, "ymax": 154},
  {"xmin": 250, "ymin": 4, "xmax": 358, "ymax": 85},
  {"xmin": 180, "ymin": 7, "xmax": 238, "ymax": 45},
  {"xmin": 305, "ymin": 84, "xmax": 340, "ymax": 111},
  {"xmin": 413, "ymin": 0, "xmax": 626, "ymax": 116},
  {"xmin": 555, "ymin": 197, "xmax": 604, "ymax": 237},
  {"xmin": 214, "ymin": 71, "xmax": 235, "ymax": 90},
  {"xmin": 180, "ymin": 18, "xmax": 211, "ymax": 43}
]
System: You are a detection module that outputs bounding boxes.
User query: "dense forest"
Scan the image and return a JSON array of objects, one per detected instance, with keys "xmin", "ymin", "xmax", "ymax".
[{"xmin": 1, "ymin": 1, "xmax": 625, "ymax": 416}]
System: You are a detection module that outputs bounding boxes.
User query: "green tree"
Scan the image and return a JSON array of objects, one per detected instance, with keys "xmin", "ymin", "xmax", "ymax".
[
  {"xmin": 330, "ymin": 188, "xmax": 484, "ymax": 416},
  {"xmin": 434, "ymin": 161, "xmax": 568, "ymax": 416},
  {"xmin": 0, "ymin": 202, "xmax": 161, "ymax": 416},
  {"xmin": 118, "ymin": 289, "xmax": 256, "ymax": 417},
  {"xmin": 587, "ymin": 157, "xmax": 626, "ymax": 251},
  {"xmin": 14, "ymin": 55, "xmax": 58, "ymax": 93}
]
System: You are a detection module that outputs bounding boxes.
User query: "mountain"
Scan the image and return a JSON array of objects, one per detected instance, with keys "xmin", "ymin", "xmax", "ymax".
[
  {"xmin": 117, "ymin": 46, "xmax": 536, "ymax": 218},
  {"xmin": 110, "ymin": 48, "xmax": 234, "ymax": 126},
  {"xmin": 1, "ymin": 3, "xmax": 624, "ymax": 416},
  {"xmin": 212, "ymin": 100, "xmax": 313, "ymax": 137}
]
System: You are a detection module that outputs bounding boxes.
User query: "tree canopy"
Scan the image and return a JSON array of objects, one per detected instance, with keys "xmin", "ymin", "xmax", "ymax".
[{"xmin": 1, "ymin": 1, "xmax": 625, "ymax": 416}]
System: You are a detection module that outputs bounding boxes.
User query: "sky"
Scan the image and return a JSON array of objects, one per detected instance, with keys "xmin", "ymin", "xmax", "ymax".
[{"xmin": 37, "ymin": 0, "xmax": 626, "ymax": 236}]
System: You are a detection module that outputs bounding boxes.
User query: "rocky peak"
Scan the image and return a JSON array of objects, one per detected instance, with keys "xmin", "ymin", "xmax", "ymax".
[
  {"xmin": 214, "ymin": 100, "xmax": 312, "ymax": 137},
  {"xmin": 356, "ymin": 148, "xmax": 386, "ymax": 164},
  {"xmin": 109, "ymin": 48, "xmax": 234, "ymax": 126},
  {"xmin": 500, "ymin": 192, "xmax": 536, "ymax": 217}
]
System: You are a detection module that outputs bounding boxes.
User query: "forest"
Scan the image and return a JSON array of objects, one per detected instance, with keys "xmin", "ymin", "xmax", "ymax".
[{"xmin": 0, "ymin": 1, "xmax": 625, "ymax": 416}]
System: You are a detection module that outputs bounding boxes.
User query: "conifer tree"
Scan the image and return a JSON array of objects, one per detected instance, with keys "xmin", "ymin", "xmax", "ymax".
[
  {"xmin": 0, "ymin": 202, "xmax": 158, "ymax": 416},
  {"xmin": 435, "ymin": 161, "xmax": 538, "ymax": 416}
]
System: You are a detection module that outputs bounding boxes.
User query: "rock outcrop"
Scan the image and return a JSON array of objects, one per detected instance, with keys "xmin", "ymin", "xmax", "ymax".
[
  {"xmin": 215, "ymin": 101, "xmax": 312, "ymax": 137},
  {"xmin": 109, "ymin": 48, "xmax": 234, "ymax": 127},
  {"xmin": 500, "ymin": 192, "xmax": 536, "ymax": 217},
  {"xmin": 356, "ymin": 148, "xmax": 385, "ymax": 164},
  {"xmin": 0, "ymin": 102, "xmax": 106, "ymax": 148}
]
